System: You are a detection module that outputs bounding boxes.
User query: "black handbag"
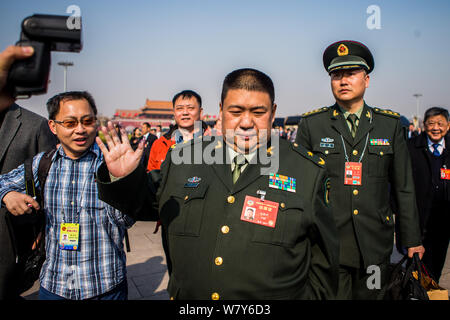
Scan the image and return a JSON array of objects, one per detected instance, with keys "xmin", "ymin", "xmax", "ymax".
[{"xmin": 384, "ymin": 253, "xmax": 429, "ymax": 300}]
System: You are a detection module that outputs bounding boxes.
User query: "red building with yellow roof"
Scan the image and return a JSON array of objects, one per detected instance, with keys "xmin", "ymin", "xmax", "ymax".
[{"xmin": 112, "ymin": 99, "xmax": 175, "ymax": 131}]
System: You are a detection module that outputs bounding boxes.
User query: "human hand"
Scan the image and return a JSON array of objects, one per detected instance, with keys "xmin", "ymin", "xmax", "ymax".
[
  {"xmin": 2, "ymin": 191, "xmax": 40, "ymax": 216},
  {"xmin": 96, "ymin": 121, "xmax": 144, "ymax": 178},
  {"xmin": 408, "ymin": 245, "xmax": 425, "ymax": 260},
  {"xmin": 0, "ymin": 45, "xmax": 34, "ymax": 108}
]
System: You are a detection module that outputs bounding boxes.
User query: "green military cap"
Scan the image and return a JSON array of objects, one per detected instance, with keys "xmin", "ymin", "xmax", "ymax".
[{"xmin": 323, "ymin": 40, "xmax": 374, "ymax": 74}]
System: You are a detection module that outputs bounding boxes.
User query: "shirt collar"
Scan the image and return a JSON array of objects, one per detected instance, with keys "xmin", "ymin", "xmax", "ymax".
[
  {"xmin": 54, "ymin": 142, "xmax": 101, "ymax": 161},
  {"xmin": 427, "ymin": 136, "xmax": 445, "ymax": 149},
  {"xmin": 338, "ymin": 103, "xmax": 364, "ymax": 120},
  {"xmin": 227, "ymin": 145, "xmax": 257, "ymax": 170}
]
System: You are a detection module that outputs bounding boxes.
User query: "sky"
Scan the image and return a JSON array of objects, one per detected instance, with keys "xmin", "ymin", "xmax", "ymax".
[{"xmin": 1, "ymin": 0, "xmax": 450, "ymax": 120}]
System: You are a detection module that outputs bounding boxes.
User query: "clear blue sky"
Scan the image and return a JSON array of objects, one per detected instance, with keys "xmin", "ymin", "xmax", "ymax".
[{"xmin": 1, "ymin": 0, "xmax": 449, "ymax": 119}]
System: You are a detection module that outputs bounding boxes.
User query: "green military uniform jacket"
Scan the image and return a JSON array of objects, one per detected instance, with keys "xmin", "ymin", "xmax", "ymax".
[
  {"xmin": 96, "ymin": 137, "xmax": 339, "ymax": 299},
  {"xmin": 296, "ymin": 102, "xmax": 422, "ymax": 268}
]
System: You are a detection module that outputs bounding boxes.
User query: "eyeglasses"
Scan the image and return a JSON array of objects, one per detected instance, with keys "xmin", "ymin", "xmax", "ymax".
[{"xmin": 53, "ymin": 117, "xmax": 97, "ymax": 129}]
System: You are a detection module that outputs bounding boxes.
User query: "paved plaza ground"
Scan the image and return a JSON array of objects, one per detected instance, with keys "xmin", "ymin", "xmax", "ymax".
[{"xmin": 22, "ymin": 220, "xmax": 450, "ymax": 300}]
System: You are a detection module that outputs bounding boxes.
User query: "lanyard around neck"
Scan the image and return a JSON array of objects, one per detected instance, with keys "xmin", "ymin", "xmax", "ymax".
[{"xmin": 59, "ymin": 155, "xmax": 96, "ymax": 224}]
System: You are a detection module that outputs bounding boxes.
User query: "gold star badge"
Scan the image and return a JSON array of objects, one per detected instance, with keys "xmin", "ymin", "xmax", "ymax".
[{"xmin": 337, "ymin": 44, "xmax": 349, "ymax": 56}]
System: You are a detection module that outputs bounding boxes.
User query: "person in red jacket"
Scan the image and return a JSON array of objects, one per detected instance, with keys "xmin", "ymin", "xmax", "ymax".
[{"xmin": 147, "ymin": 90, "xmax": 204, "ymax": 171}]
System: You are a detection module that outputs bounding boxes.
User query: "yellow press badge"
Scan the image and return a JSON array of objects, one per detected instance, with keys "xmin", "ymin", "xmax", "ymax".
[{"xmin": 59, "ymin": 223, "xmax": 80, "ymax": 250}]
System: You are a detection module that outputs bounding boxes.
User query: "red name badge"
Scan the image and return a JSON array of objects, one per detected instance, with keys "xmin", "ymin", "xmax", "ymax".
[
  {"xmin": 241, "ymin": 195, "xmax": 279, "ymax": 228},
  {"xmin": 441, "ymin": 168, "xmax": 450, "ymax": 180},
  {"xmin": 344, "ymin": 162, "xmax": 362, "ymax": 185}
]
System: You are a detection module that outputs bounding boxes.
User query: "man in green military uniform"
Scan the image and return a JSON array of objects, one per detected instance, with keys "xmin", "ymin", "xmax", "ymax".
[
  {"xmin": 95, "ymin": 68, "xmax": 339, "ymax": 299},
  {"xmin": 295, "ymin": 40, "xmax": 425, "ymax": 300}
]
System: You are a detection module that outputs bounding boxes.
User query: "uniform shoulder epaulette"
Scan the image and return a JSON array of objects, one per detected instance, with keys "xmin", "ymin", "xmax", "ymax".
[
  {"xmin": 372, "ymin": 107, "xmax": 400, "ymax": 118},
  {"xmin": 170, "ymin": 136, "xmax": 203, "ymax": 150},
  {"xmin": 301, "ymin": 107, "xmax": 329, "ymax": 117},
  {"xmin": 170, "ymin": 135, "xmax": 204, "ymax": 150},
  {"xmin": 291, "ymin": 142, "xmax": 325, "ymax": 168}
]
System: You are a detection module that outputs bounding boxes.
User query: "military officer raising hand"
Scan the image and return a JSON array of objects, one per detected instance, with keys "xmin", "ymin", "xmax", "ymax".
[{"xmin": 96, "ymin": 68, "xmax": 340, "ymax": 300}]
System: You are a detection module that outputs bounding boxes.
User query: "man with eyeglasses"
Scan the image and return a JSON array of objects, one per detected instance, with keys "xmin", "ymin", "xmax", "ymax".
[
  {"xmin": 0, "ymin": 91, "xmax": 134, "ymax": 300},
  {"xmin": 407, "ymin": 107, "xmax": 450, "ymax": 282}
]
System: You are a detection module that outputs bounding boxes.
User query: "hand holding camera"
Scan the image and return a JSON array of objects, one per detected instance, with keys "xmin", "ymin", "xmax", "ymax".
[
  {"xmin": 0, "ymin": 45, "xmax": 34, "ymax": 108},
  {"xmin": 0, "ymin": 13, "xmax": 82, "ymax": 107}
]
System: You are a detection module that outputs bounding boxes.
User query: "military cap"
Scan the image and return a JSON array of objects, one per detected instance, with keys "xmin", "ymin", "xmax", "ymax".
[{"xmin": 323, "ymin": 40, "xmax": 374, "ymax": 74}]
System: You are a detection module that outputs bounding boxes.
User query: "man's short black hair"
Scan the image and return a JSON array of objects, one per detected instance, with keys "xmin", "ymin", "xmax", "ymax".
[
  {"xmin": 142, "ymin": 122, "xmax": 151, "ymax": 128},
  {"xmin": 47, "ymin": 91, "xmax": 97, "ymax": 120},
  {"xmin": 423, "ymin": 107, "xmax": 449, "ymax": 123},
  {"xmin": 172, "ymin": 90, "xmax": 202, "ymax": 108},
  {"xmin": 221, "ymin": 68, "xmax": 275, "ymax": 105}
]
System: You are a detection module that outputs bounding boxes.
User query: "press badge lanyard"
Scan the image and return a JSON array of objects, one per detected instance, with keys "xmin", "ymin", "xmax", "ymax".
[
  {"xmin": 59, "ymin": 158, "xmax": 95, "ymax": 223},
  {"xmin": 58, "ymin": 156, "xmax": 96, "ymax": 250},
  {"xmin": 340, "ymin": 111, "xmax": 372, "ymax": 186},
  {"xmin": 340, "ymin": 134, "xmax": 370, "ymax": 163}
]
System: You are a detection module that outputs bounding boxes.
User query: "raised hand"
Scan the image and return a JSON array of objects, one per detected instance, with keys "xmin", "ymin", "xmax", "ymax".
[{"xmin": 96, "ymin": 121, "xmax": 144, "ymax": 178}]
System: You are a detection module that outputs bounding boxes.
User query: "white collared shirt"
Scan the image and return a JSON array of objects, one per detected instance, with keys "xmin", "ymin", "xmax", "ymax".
[{"xmin": 427, "ymin": 136, "xmax": 445, "ymax": 156}]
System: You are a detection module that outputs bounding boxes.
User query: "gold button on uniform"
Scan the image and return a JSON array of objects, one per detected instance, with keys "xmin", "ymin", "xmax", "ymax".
[
  {"xmin": 352, "ymin": 150, "xmax": 358, "ymax": 156},
  {"xmin": 215, "ymin": 257, "xmax": 223, "ymax": 266},
  {"xmin": 280, "ymin": 202, "xmax": 286, "ymax": 209},
  {"xmin": 353, "ymin": 189, "xmax": 359, "ymax": 196},
  {"xmin": 184, "ymin": 195, "xmax": 189, "ymax": 201},
  {"xmin": 221, "ymin": 226, "xmax": 230, "ymax": 234},
  {"xmin": 325, "ymin": 150, "xmax": 329, "ymax": 155},
  {"xmin": 353, "ymin": 209, "xmax": 359, "ymax": 215},
  {"xmin": 227, "ymin": 196, "xmax": 235, "ymax": 204},
  {"xmin": 380, "ymin": 151, "xmax": 384, "ymax": 156},
  {"xmin": 211, "ymin": 292, "xmax": 220, "ymax": 300},
  {"xmin": 386, "ymin": 216, "xmax": 390, "ymax": 221}
]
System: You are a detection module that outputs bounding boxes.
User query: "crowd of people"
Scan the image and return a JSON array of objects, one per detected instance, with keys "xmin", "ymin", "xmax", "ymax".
[{"xmin": 0, "ymin": 40, "xmax": 448, "ymax": 301}]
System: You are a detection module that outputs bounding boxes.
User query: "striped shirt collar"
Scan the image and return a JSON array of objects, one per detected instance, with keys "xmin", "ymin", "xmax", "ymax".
[{"xmin": 53, "ymin": 142, "xmax": 102, "ymax": 161}]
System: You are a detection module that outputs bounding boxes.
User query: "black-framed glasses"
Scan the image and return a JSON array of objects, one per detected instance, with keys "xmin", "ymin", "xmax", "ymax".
[{"xmin": 53, "ymin": 117, "xmax": 97, "ymax": 129}]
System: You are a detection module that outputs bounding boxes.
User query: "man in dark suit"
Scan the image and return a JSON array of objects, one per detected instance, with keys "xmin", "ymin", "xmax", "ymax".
[
  {"xmin": 95, "ymin": 68, "xmax": 340, "ymax": 299},
  {"xmin": 295, "ymin": 40, "xmax": 424, "ymax": 299},
  {"xmin": 0, "ymin": 45, "xmax": 57, "ymax": 299},
  {"xmin": 407, "ymin": 107, "xmax": 450, "ymax": 282},
  {"xmin": 140, "ymin": 122, "xmax": 157, "ymax": 168}
]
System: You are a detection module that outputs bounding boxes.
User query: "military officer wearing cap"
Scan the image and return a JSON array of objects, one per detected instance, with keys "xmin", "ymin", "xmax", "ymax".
[
  {"xmin": 95, "ymin": 68, "xmax": 340, "ymax": 299},
  {"xmin": 295, "ymin": 40, "xmax": 424, "ymax": 300}
]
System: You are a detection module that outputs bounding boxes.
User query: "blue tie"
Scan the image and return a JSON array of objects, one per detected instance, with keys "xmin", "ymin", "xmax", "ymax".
[{"xmin": 432, "ymin": 143, "xmax": 440, "ymax": 156}]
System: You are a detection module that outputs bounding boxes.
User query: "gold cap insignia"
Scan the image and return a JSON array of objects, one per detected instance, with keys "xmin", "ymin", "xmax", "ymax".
[{"xmin": 337, "ymin": 44, "xmax": 349, "ymax": 56}]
